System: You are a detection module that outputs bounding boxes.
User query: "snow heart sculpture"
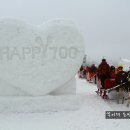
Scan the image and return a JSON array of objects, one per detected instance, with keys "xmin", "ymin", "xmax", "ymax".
[{"xmin": 0, "ymin": 19, "xmax": 84, "ymax": 96}]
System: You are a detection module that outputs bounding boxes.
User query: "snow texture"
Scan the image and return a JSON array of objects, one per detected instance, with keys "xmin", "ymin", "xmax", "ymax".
[
  {"xmin": 0, "ymin": 76, "xmax": 130, "ymax": 130},
  {"xmin": 49, "ymin": 77, "xmax": 76, "ymax": 95},
  {"xmin": 0, "ymin": 19, "xmax": 84, "ymax": 96}
]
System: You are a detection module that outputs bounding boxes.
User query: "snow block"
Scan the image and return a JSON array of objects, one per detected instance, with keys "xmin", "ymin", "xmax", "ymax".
[
  {"xmin": 0, "ymin": 19, "xmax": 84, "ymax": 96},
  {"xmin": 49, "ymin": 77, "xmax": 76, "ymax": 95}
]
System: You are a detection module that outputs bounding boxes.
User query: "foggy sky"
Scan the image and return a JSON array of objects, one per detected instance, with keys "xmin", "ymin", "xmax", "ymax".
[{"xmin": 0, "ymin": 0, "xmax": 130, "ymax": 62}]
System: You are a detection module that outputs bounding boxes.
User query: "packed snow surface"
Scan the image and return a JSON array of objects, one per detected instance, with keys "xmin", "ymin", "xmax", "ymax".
[{"xmin": 0, "ymin": 76, "xmax": 130, "ymax": 130}]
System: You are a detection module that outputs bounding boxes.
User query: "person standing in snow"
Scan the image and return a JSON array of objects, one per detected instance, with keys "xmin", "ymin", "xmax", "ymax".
[
  {"xmin": 126, "ymin": 67, "xmax": 130, "ymax": 107},
  {"xmin": 115, "ymin": 65, "xmax": 128, "ymax": 103},
  {"xmin": 126, "ymin": 67, "xmax": 130, "ymax": 83},
  {"xmin": 115, "ymin": 65, "xmax": 127, "ymax": 85},
  {"xmin": 90, "ymin": 64, "xmax": 97, "ymax": 84},
  {"xmin": 97, "ymin": 59, "xmax": 110, "ymax": 89},
  {"xmin": 104, "ymin": 65, "xmax": 116, "ymax": 89}
]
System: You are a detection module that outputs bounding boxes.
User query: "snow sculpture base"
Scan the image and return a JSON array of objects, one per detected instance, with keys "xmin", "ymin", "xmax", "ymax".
[
  {"xmin": 49, "ymin": 77, "xmax": 76, "ymax": 95},
  {"xmin": 0, "ymin": 95, "xmax": 85, "ymax": 113}
]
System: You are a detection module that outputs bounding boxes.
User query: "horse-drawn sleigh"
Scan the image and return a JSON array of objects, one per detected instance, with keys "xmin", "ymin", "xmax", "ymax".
[{"xmin": 96, "ymin": 70, "xmax": 130, "ymax": 106}]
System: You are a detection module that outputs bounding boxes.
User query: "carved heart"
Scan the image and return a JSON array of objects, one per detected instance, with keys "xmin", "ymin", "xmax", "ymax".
[{"xmin": 0, "ymin": 19, "xmax": 84, "ymax": 96}]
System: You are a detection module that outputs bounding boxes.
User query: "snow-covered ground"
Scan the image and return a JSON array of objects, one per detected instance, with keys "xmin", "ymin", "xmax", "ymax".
[{"xmin": 0, "ymin": 76, "xmax": 130, "ymax": 130}]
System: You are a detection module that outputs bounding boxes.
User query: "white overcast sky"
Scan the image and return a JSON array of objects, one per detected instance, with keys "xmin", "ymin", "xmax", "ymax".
[{"xmin": 0, "ymin": 0, "xmax": 130, "ymax": 62}]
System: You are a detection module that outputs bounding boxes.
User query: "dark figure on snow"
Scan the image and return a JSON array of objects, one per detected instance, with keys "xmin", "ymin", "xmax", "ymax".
[
  {"xmin": 90, "ymin": 64, "xmax": 97, "ymax": 84},
  {"xmin": 78, "ymin": 66, "xmax": 84, "ymax": 78},
  {"xmin": 109, "ymin": 65, "xmax": 116, "ymax": 79},
  {"xmin": 78, "ymin": 66, "xmax": 87, "ymax": 78},
  {"xmin": 127, "ymin": 67, "xmax": 130, "ymax": 82},
  {"xmin": 126, "ymin": 67, "xmax": 130, "ymax": 107},
  {"xmin": 97, "ymin": 59, "xmax": 110, "ymax": 88},
  {"xmin": 115, "ymin": 65, "xmax": 127, "ymax": 85},
  {"xmin": 115, "ymin": 65, "xmax": 128, "ymax": 104},
  {"xmin": 115, "ymin": 65, "xmax": 130, "ymax": 96},
  {"xmin": 90, "ymin": 64, "xmax": 97, "ymax": 74},
  {"xmin": 104, "ymin": 65, "xmax": 116, "ymax": 89},
  {"xmin": 125, "ymin": 67, "xmax": 130, "ymax": 90}
]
